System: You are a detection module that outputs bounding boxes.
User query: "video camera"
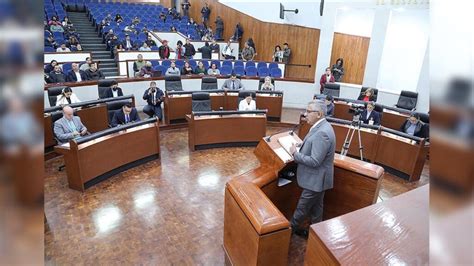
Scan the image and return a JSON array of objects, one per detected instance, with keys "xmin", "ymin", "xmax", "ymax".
[{"xmin": 348, "ymin": 103, "xmax": 365, "ymax": 116}]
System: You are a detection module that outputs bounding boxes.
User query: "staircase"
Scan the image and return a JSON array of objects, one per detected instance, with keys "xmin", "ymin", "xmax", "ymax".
[{"xmin": 67, "ymin": 11, "xmax": 120, "ymax": 77}]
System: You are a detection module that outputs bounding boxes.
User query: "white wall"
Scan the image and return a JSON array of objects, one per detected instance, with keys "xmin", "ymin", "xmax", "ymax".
[{"xmin": 334, "ymin": 7, "xmax": 374, "ymax": 37}]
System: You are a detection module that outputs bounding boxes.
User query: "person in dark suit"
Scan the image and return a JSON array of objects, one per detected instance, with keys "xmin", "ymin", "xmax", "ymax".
[
  {"xmin": 289, "ymin": 100, "xmax": 336, "ymax": 238},
  {"xmin": 325, "ymin": 95, "xmax": 335, "ymax": 117},
  {"xmin": 111, "ymin": 103, "xmax": 140, "ymax": 127},
  {"xmin": 47, "ymin": 65, "xmax": 66, "ymax": 83},
  {"xmin": 143, "ymin": 81, "xmax": 165, "ymax": 121},
  {"xmin": 360, "ymin": 101, "xmax": 381, "ymax": 125},
  {"xmin": 85, "ymin": 63, "xmax": 105, "ymax": 80},
  {"xmin": 122, "ymin": 35, "xmax": 135, "ymax": 51},
  {"xmin": 400, "ymin": 113, "xmax": 425, "ymax": 137},
  {"xmin": 357, "ymin": 88, "xmax": 376, "ymax": 102},
  {"xmin": 66, "ymin": 63, "xmax": 87, "ymax": 82},
  {"xmin": 104, "ymin": 80, "xmax": 124, "ymax": 98},
  {"xmin": 198, "ymin": 41, "xmax": 212, "ymax": 59}
]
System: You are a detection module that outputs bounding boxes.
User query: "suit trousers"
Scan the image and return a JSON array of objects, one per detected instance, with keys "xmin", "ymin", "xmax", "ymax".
[
  {"xmin": 290, "ymin": 189, "xmax": 325, "ymax": 229},
  {"xmin": 143, "ymin": 105, "xmax": 162, "ymax": 121}
]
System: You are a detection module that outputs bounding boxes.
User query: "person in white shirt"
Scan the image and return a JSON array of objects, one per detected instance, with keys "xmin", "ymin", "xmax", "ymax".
[
  {"xmin": 238, "ymin": 94, "xmax": 256, "ymax": 111},
  {"xmin": 207, "ymin": 63, "xmax": 220, "ymax": 76},
  {"xmin": 55, "ymin": 87, "xmax": 81, "ymax": 106},
  {"xmin": 165, "ymin": 61, "xmax": 181, "ymax": 76},
  {"xmin": 138, "ymin": 42, "xmax": 152, "ymax": 52},
  {"xmin": 222, "ymin": 40, "xmax": 235, "ymax": 60},
  {"xmin": 66, "ymin": 63, "xmax": 87, "ymax": 82},
  {"xmin": 56, "ymin": 43, "xmax": 71, "ymax": 52}
]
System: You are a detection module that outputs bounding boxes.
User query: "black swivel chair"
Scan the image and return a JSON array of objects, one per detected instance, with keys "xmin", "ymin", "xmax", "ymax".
[
  {"xmin": 201, "ymin": 76, "xmax": 218, "ymax": 90},
  {"xmin": 98, "ymin": 79, "xmax": 116, "ymax": 99},
  {"xmin": 360, "ymin": 87, "xmax": 379, "ymax": 102},
  {"xmin": 165, "ymin": 75, "xmax": 183, "ymax": 91},
  {"xmin": 323, "ymin": 83, "xmax": 340, "ymax": 98},
  {"xmin": 258, "ymin": 77, "xmax": 275, "ymax": 90},
  {"xmin": 374, "ymin": 103, "xmax": 384, "ymax": 121},
  {"xmin": 418, "ymin": 113, "xmax": 430, "ymax": 140},
  {"xmin": 106, "ymin": 99, "xmax": 133, "ymax": 126},
  {"xmin": 395, "ymin": 90, "xmax": 418, "ymax": 111},
  {"xmin": 47, "ymin": 86, "xmax": 68, "ymax": 107},
  {"xmin": 191, "ymin": 92, "xmax": 211, "ymax": 111}
]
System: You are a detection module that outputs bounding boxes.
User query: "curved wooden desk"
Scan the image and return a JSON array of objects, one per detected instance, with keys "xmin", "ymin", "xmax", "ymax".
[
  {"xmin": 186, "ymin": 112, "xmax": 267, "ymax": 151},
  {"xmin": 298, "ymin": 117, "xmax": 428, "ymax": 181},
  {"xmin": 54, "ymin": 121, "xmax": 160, "ymax": 191},
  {"xmin": 165, "ymin": 90, "xmax": 283, "ymax": 124},
  {"xmin": 224, "ymin": 131, "xmax": 384, "ymax": 265},
  {"xmin": 305, "ymin": 185, "xmax": 429, "ymax": 265}
]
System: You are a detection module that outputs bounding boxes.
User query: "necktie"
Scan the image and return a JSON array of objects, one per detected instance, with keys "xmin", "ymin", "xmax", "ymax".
[
  {"xmin": 125, "ymin": 114, "xmax": 129, "ymax": 123},
  {"xmin": 232, "ymin": 80, "xmax": 235, "ymax": 90}
]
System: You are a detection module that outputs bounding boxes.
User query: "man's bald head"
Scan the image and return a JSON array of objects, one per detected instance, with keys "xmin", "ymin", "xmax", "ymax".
[{"xmin": 63, "ymin": 106, "xmax": 74, "ymax": 120}]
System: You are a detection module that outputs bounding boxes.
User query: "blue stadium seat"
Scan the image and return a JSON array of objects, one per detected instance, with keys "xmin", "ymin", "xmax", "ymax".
[
  {"xmin": 175, "ymin": 60, "xmax": 184, "ymax": 68},
  {"xmin": 245, "ymin": 66, "xmax": 257, "ymax": 77},
  {"xmin": 268, "ymin": 62, "xmax": 279, "ymax": 70},
  {"xmin": 200, "ymin": 60, "xmax": 209, "ymax": 69},
  {"xmin": 220, "ymin": 65, "xmax": 232, "ymax": 76},
  {"xmin": 62, "ymin": 63, "xmax": 72, "ymax": 73},
  {"xmin": 222, "ymin": 60, "xmax": 233, "ymax": 68},
  {"xmin": 257, "ymin": 62, "xmax": 267, "ymax": 69},
  {"xmin": 151, "ymin": 60, "xmax": 160, "ymax": 67},
  {"xmin": 161, "ymin": 60, "xmax": 171, "ymax": 68},
  {"xmin": 234, "ymin": 60, "xmax": 244, "ymax": 68},
  {"xmin": 44, "ymin": 46, "xmax": 55, "ymax": 52},
  {"xmin": 245, "ymin": 61, "xmax": 256, "ymax": 69},
  {"xmin": 270, "ymin": 68, "xmax": 282, "ymax": 78},
  {"xmin": 233, "ymin": 66, "xmax": 245, "ymax": 76},
  {"xmin": 257, "ymin": 67, "xmax": 269, "ymax": 77},
  {"xmin": 188, "ymin": 60, "xmax": 197, "ymax": 68},
  {"xmin": 211, "ymin": 60, "xmax": 221, "ymax": 69}
]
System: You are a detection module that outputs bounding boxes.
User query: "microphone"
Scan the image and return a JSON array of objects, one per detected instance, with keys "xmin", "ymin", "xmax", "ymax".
[{"xmin": 266, "ymin": 124, "xmax": 299, "ymax": 142}]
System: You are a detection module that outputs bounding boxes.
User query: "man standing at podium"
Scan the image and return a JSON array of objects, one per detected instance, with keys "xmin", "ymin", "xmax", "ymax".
[{"xmin": 289, "ymin": 100, "xmax": 336, "ymax": 238}]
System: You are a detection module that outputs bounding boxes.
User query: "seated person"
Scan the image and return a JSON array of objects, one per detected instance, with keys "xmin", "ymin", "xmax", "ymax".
[
  {"xmin": 222, "ymin": 73, "xmax": 244, "ymax": 90},
  {"xmin": 194, "ymin": 61, "xmax": 207, "ymax": 75},
  {"xmin": 66, "ymin": 62, "xmax": 87, "ymax": 82},
  {"xmin": 138, "ymin": 42, "xmax": 152, "ymax": 52},
  {"xmin": 358, "ymin": 88, "xmax": 376, "ymax": 102},
  {"xmin": 111, "ymin": 103, "xmax": 140, "ymax": 127},
  {"xmin": 56, "ymin": 43, "xmax": 71, "ymax": 52},
  {"xmin": 260, "ymin": 76, "xmax": 274, "ymax": 91},
  {"xmin": 360, "ymin": 101, "xmax": 381, "ymax": 125},
  {"xmin": 80, "ymin": 57, "xmax": 93, "ymax": 71},
  {"xmin": 47, "ymin": 65, "xmax": 66, "ymax": 83},
  {"xmin": 53, "ymin": 105, "xmax": 87, "ymax": 144},
  {"xmin": 238, "ymin": 94, "xmax": 256, "ymax": 111},
  {"xmin": 207, "ymin": 63, "xmax": 220, "ymax": 75},
  {"xmin": 165, "ymin": 61, "xmax": 181, "ymax": 76},
  {"xmin": 325, "ymin": 95, "xmax": 335, "ymax": 117},
  {"xmin": 104, "ymin": 80, "xmax": 124, "ymax": 98},
  {"xmin": 133, "ymin": 54, "xmax": 146, "ymax": 77},
  {"xmin": 400, "ymin": 113, "xmax": 425, "ymax": 137},
  {"xmin": 44, "ymin": 60, "xmax": 58, "ymax": 74},
  {"xmin": 142, "ymin": 81, "xmax": 165, "ymax": 121},
  {"xmin": 182, "ymin": 61, "xmax": 194, "ymax": 75},
  {"xmin": 85, "ymin": 63, "xmax": 105, "ymax": 80},
  {"xmin": 138, "ymin": 61, "xmax": 154, "ymax": 78},
  {"xmin": 56, "ymin": 87, "xmax": 81, "ymax": 106},
  {"xmin": 319, "ymin": 67, "xmax": 335, "ymax": 94},
  {"xmin": 122, "ymin": 35, "xmax": 136, "ymax": 51}
]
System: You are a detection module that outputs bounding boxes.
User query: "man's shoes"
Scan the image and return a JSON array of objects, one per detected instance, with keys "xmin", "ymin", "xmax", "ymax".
[{"xmin": 291, "ymin": 227, "xmax": 309, "ymax": 239}]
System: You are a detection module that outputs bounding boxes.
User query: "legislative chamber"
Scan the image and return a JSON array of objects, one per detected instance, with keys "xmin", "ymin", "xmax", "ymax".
[{"xmin": 41, "ymin": 1, "xmax": 434, "ymax": 265}]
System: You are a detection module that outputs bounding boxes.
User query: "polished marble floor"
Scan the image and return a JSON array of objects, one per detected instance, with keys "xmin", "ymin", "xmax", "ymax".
[{"xmin": 45, "ymin": 122, "xmax": 429, "ymax": 265}]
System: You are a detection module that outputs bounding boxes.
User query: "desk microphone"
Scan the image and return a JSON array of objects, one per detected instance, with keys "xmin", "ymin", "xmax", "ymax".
[{"xmin": 266, "ymin": 124, "xmax": 299, "ymax": 142}]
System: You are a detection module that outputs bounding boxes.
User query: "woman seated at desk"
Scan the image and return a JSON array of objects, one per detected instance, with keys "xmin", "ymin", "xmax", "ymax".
[
  {"xmin": 358, "ymin": 88, "xmax": 376, "ymax": 102},
  {"xmin": 260, "ymin": 76, "xmax": 274, "ymax": 91},
  {"xmin": 56, "ymin": 87, "xmax": 81, "ymax": 106},
  {"xmin": 400, "ymin": 113, "xmax": 425, "ymax": 137},
  {"xmin": 238, "ymin": 94, "xmax": 256, "ymax": 111}
]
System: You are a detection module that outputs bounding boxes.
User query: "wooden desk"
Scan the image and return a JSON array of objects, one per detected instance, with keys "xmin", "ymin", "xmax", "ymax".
[
  {"xmin": 164, "ymin": 90, "xmax": 283, "ymax": 124},
  {"xmin": 305, "ymin": 185, "xmax": 429, "ymax": 265},
  {"xmin": 224, "ymin": 132, "xmax": 384, "ymax": 265},
  {"xmin": 299, "ymin": 117, "xmax": 428, "ymax": 182},
  {"xmin": 186, "ymin": 113, "xmax": 267, "ymax": 151},
  {"xmin": 54, "ymin": 122, "xmax": 160, "ymax": 191}
]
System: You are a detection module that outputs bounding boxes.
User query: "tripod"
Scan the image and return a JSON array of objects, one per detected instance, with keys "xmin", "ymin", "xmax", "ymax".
[{"xmin": 341, "ymin": 115, "xmax": 364, "ymax": 160}]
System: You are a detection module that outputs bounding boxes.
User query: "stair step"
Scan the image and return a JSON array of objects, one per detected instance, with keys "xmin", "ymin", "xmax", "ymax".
[{"xmin": 91, "ymin": 51, "xmax": 111, "ymax": 54}]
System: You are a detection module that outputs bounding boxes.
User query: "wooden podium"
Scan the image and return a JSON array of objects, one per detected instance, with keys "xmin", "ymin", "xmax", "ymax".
[{"xmin": 223, "ymin": 130, "xmax": 385, "ymax": 265}]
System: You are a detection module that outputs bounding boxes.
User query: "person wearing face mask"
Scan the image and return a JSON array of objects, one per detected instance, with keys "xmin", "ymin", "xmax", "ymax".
[
  {"xmin": 165, "ymin": 61, "xmax": 181, "ymax": 76},
  {"xmin": 47, "ymin": 65, "xmax": 67, "ymax": 83},
  {"xmin": 55, "ymin": 87, "xmax": 81, "ymax": 106},
  {"xmin": 54, "ymin": 105, "xmax": 88, "ymax": 144},
  {"xmin": 319, "ymin": 67, "xmax": 335, "ymax": 94},
  {"xmin": 400, "ymin": 113, "xmax": 425, "ymax": 137},
  {"xmin": 288, "ymin": 100, "xmax": 335, "ymax": 239},
  {"xmin": 104, "ymin": 80, "xmax": 124, "ymax": 98},
  {"xmin": 360, "ymin": 101, "xmax": 381, "ymax": 126},
  {"xmin": 238, "ymin": 94, "xmax": 256, "ymax": 111},
  {"xmin": 111, "ymin": 103, "xmax": 140, "ymax": 127},
  {"xmin": 142, "ymin": 81, "xmax": 165, "ymax": 121}
]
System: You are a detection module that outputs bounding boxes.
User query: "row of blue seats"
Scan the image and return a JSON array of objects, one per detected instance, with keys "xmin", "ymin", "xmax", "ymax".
[
  {"xmin": 151, "ymin": 65, "xmax": 283, "ymax": 78},
  {"xmin": 149, "ymin": 60, "xmax": 281, "ymax": 70}
]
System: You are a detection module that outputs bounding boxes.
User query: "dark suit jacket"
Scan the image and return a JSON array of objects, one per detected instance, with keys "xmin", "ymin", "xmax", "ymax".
[
  {"xmin": 198, "ymin": 45, "xmax": 212, "ymax": 59},
  {"xmin": 85, "ymin": 69, "xmax": 105, "ymax": 80},
  {"xmin": 400, "ymin": 120, "xmax": 425, "ymax": 138},
  {"xmin": 104, "ymin": 87, "xmax": 124, "ymax": 98},
  {"xmin": 357, "ymin": 94, "xmax": 376, "ymax": 102},
  {"xmin": 122, "ymin": 39, "xmax": 135, "ymax": 50},
  {"xmin": 66, "ymin": 70, "xmax": 87, "ymax": 82},
  {"xmin": 111, "ymin": 108, "xmax": 140, "ymax": 127},
  {"xmin": 143, "ymin": 88, "xmax": 165, "ymax": 107},
  {"xmin": 48, "ymin": 71, "xmax": 66, "ymax": 83},
  {"xmin": 360, "ymin": 109, "xmax": 381, "ymax": 125}
]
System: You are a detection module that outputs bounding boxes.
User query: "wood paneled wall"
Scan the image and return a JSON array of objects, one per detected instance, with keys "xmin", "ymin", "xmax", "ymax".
[
  {"xmin": 187, "ymin": 0, "xmax": 320, "ymax": 81},
  {"xmin": 330, "ymin": 32, "xmax": 370, "ymax": 85}
]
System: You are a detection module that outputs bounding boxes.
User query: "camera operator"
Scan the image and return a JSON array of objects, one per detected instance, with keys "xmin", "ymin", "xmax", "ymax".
[
  {"xmin": 360, "ymin": 101, "xmax": 381, "ymax": 126},
  {"xmin": 142, "ymin": 81, "xmax": 164, "ymax": 121}
]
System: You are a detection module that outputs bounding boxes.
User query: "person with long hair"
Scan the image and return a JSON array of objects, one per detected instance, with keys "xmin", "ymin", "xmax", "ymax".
[
  {"xmin": 331, "ymin": 58, "xmax": 344, "ymax": 82},
  {"xmin": 56, "ymin": 87, "xmax": 81, "ymax": 106},
  {"xmin": 272, "ymin": 45, "xmax": 283, "ymax": 62}
]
